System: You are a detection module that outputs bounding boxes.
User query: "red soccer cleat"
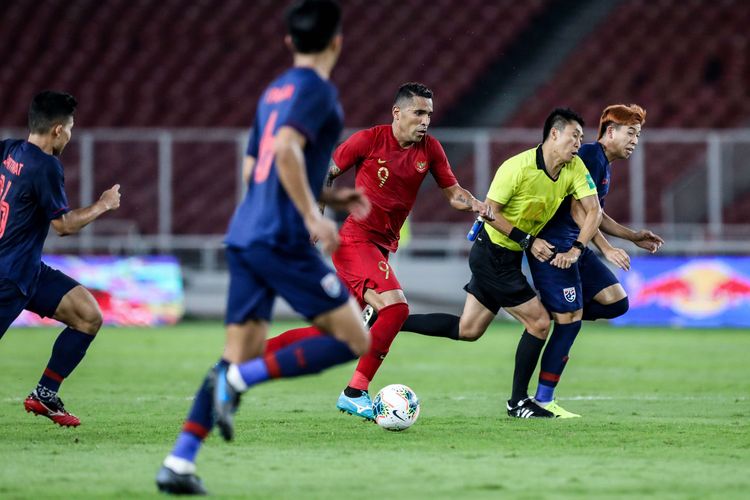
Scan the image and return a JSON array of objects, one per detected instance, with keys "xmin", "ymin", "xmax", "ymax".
[{"xmin": 24, "ymin": 391, "xmax": 81, "ymax": 427}]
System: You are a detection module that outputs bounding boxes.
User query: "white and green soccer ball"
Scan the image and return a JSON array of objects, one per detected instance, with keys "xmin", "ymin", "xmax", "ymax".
[{"xmin": 373, "ymin": 384, "xmax": 420, "ymax": 431}]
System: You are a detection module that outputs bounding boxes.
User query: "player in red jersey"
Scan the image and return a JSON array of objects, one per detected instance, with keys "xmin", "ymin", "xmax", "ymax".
[{"xmin": 266, "ymin": 82, "xmax": 493, "ymax": 420}]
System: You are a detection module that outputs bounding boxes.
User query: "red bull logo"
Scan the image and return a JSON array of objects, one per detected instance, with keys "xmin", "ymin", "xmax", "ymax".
[{"xmin": 629, "ymin": 261, "xmax": 750, "ymax": 319}]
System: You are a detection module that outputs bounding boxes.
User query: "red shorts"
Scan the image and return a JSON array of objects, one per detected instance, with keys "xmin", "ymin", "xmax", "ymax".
[{"xmin": 332, "ymin": 234, "xmax": 402, "ymax": 307}]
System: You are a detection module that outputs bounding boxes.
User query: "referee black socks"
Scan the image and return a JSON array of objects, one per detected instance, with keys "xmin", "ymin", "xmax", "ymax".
[
  {"xmin": 511, "ymin": 330, "xmax": 546, "ymax": 404},
  {"xmin": 401, "ymin": 313, "xmax": 460, "ymax": 340}
]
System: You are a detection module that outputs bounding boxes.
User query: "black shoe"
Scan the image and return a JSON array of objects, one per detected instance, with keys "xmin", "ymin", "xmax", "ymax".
[
  {"xmin": 210, "ymin": 364, "xmax": 241, "ymax": 442},
  {"xmin": 156, "ymin": 465, "xmax": 207, "ymax": 495},
  {"xmin": 506, "ymin": 398, "xmax": 555, "ymax": 418}
]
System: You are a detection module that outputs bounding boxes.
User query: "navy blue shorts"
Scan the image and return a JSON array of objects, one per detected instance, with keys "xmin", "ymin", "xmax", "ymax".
[
  {"xmin": 224, "ymin": 243, "xmax": 349, "ymax": 324},
  {"xmin": 527, "ymin": 247, "xmax": 619, "ymax": 313},
  {"xmin": 0, "ymin": 262, "xmax": 80, "ymax": 338}
]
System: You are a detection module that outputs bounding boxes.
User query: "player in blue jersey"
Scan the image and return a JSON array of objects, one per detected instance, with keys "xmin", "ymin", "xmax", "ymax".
[
  {"xmin": 0, "ymin": 91, "xmax": 121, "ymax": 427},
  {"xmin": 528, "ymin": 104, "xmax": 664, "ymax": 417},
  {"xmin": 156, "ymin": 1, "xmax": 370, "ymax": 495}
]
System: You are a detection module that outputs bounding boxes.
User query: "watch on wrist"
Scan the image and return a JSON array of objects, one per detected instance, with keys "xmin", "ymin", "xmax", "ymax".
[
  {"xmin": 572, "ymin": 240, "xmax": 585, "ymax": 251},
  {"xmin": 509, "ymin": 227, "xmax": 534, "ymax": 251},
  {"xmin": 519, "ymin": 233, "xmax": 534, "ymax": 251}
]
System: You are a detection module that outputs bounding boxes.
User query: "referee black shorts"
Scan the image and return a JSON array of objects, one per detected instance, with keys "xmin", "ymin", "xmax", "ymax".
[{"xmin": 463, "ymin": 229, "xmax": 537, "ymax": 314}]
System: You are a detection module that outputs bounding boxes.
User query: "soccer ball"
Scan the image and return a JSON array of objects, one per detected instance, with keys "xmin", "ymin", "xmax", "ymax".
[{"xmin": 373, "ymin": 384, "xmax": 420, "ymax": 431}]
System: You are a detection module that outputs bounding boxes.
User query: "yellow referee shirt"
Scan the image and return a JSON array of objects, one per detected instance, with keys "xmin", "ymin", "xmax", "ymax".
[{"xmin": 485, "ymin": 145, "xmax": 597, "ymax": 251}]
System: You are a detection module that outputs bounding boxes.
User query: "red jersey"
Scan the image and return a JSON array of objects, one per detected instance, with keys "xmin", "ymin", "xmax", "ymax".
[{"xmin": 333, "ymin": 124, "xmax": 457, "ymax": 252}]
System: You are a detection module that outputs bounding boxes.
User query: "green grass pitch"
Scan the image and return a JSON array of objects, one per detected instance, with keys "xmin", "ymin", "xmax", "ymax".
[{"xmin": 1, "ymin": 321, "xmax": 749, "ymax": 499}]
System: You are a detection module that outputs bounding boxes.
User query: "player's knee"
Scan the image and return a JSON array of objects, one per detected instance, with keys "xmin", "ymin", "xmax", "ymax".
[
  {"xmin": 527, "ymin": 315, "xmax": 551, "ymax": 338},
  {"xmin": 458, "ymin": 324, "xmax": 484, "ymax": 342},
  {"xmin": 75, "ymin": 300, "xmax": 103, "ymax": 335},
  {"xmin": 457, "ymin": 313, "xmax": 487, "ymax": 341}
]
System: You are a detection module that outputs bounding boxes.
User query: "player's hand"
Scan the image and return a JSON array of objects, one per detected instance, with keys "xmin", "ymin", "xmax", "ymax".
[
  {"xmin": 530, "ymin": 238, "xmax": 555, "ymax": 262},
  {"xmin": 472, "ymin": 200, "xmax": 495, "ymax": 221},
  {"xmin": 320, "ymin": 187, "xmax": 371, "ymax": 221},
  {"xmin": 330, "ymin": 187, "xmax": 371, "ymax": 220},
  {"xmin": 603, "ymin": 246, "xmax": 630, "ymax": 271},
  {"xmin": 633, "ymin": 229, "xmax": 664, "ymax": 253},
  {"xmin": 305, "ymin": 213, "xmax": 340, "ymax": 254},
  {"xmin": 99, "ymin": 184, "xmax": 121, "ymax": 211},
  {"xmin": 550, "ymin": 248, "xmax": 581, "ymax": 269}
]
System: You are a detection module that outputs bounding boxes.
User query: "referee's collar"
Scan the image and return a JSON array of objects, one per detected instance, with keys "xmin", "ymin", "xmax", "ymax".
[{"xmin": 535, "ymin": 144, "xmax": 558, "ymax": 181}]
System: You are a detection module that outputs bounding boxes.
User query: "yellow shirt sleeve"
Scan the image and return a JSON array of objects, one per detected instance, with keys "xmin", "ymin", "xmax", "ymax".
[{"xmin": 569, "ymin": 158, "xmax": 598, "ymax": 199}]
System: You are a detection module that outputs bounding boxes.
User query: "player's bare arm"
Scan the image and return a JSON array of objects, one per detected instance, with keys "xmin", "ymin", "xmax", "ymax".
[
  {"xmin": 550, "ymin": 194, "xmax": 602, "ymax": 269},
  {"xmin": 51, "ymin": 184, "xmax": 121, "ymax": 236},
  {"xmin": 601, "ymin": 213, "xmax": 664, "ymax": 253},
  {"xmin": 326, "ymin": 163, "xmax": 342, "ymax": 185},
  {"xmin": 483, "ymin": 197, "xmax": 555, "ymax": 262},
  {"xmin": 241, "ymin": 156, "xmax": 256, "ymax": 185},
  {"xmin": 570, "ymin": 199, "xmax": 630, "ymax": 269},
  {"xmin": 573, "ymin": 198, "xmax": 664, "ymax": 254},
  {"xmin": 317, "ymin": 162, "xmax": 343, "ymax": 213},
  {"xmin": 592, "ymin": 229, "xmax": 631, "ymax": 271},
  {"xmin": 319, "ymin": 187, "xmax": 370, "ymax": 220},
  {"xmin": 441, "ymin": 184, "xmax": 494, "ymax": 220},
  {"xmin": 274, "ymin": 125, "xmax": 339, "ymax": 254}
]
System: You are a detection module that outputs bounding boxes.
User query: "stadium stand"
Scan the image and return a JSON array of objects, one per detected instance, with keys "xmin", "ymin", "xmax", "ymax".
[{"xmin": 0, "ymin": 0, "xmax": 544, "ymax": 129}]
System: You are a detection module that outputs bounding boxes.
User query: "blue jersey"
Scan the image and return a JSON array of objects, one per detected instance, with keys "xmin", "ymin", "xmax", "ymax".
[
  {"xmin": 536, "ymin": 142, "xmax": 610, "ymax": 248},
  {"xmin": 0, "ymin": 140, "xmax": 70, "ymax": 294},
  {"xmin": 225, "ymin": 67, "xmax": 344, "ymax": 249}
]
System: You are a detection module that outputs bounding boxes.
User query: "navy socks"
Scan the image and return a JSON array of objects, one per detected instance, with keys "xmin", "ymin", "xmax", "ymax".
[
  {"xmin": 535, "ymin": 321, "xmax": 582, "ymax": 403},
  {"xmin": 38, "ymin": 327, "xmax": 95, "ymax": 394}
]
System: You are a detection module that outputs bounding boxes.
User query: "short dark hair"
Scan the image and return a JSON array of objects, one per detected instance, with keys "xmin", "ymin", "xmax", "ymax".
[
  {"xmin": 394, "ymin": 82, "xmax": 433, "ymax": 106},
  {"xmin": 542, "ymin": 107, "xmax": 585, "ymax": 142},
  {"xmin": 28, "ymin": 91, "xmax": 77, "ymax": 134},
  {"xmin": 285, "ymin": 0, "xmax": 342, "ymax": 54}
]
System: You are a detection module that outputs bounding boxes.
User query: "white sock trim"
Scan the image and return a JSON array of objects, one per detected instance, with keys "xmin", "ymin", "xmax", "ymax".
[
  {"xmin": 164, "ymin": 455, "xmax": 196, "ymax": 475},
  {"xmin": 227, "ymin": 364, "xmax": 248, "ymax": 392}
]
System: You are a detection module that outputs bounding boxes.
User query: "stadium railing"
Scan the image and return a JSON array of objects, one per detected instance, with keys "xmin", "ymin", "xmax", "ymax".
[{"xmin": 3, "ymin": 126, "xmax": 750, "ymax": 262}]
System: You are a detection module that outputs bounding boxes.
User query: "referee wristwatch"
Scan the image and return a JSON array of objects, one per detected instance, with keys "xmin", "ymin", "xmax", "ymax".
[
  {"xmin": 571, "ymin": 240, "xmax": 585, "ymax": 251},
  {"xmin": 509, "ymin": 227, "xmax": 535, "ymax": 251},
  {"xmin": 518, "ymin": 233, "xmax": 534, "ymax": 251}
]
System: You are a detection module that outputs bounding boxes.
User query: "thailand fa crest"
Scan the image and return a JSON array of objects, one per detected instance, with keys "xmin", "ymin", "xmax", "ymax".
[{"xmin": 563, "ymin": 287, "xmax": 577, "ymax": 303}]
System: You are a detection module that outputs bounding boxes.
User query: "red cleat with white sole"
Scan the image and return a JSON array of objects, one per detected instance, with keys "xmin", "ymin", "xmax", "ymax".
[{"xmin": 24, "ymin": 391, "xmax": 81, "ymax": 427}]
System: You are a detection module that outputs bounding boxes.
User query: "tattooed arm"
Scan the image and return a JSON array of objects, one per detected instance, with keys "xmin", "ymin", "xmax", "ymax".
[
  {"xmin": 442, "ymin": 183, "xmax": 494, "ymax": 220},
  {"xmin": 317, "ymin": 162, "xmax": 342, "ymax": 213}
]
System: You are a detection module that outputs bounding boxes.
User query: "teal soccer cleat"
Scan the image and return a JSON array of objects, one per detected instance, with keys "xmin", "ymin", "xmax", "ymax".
[
  {"xmin": 336, "ymin": 391, "xmax": 375, "ymax": 421},
  {"xmin": 211, "ymin": 364, "xmax": 241, "ymax": 442}
]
